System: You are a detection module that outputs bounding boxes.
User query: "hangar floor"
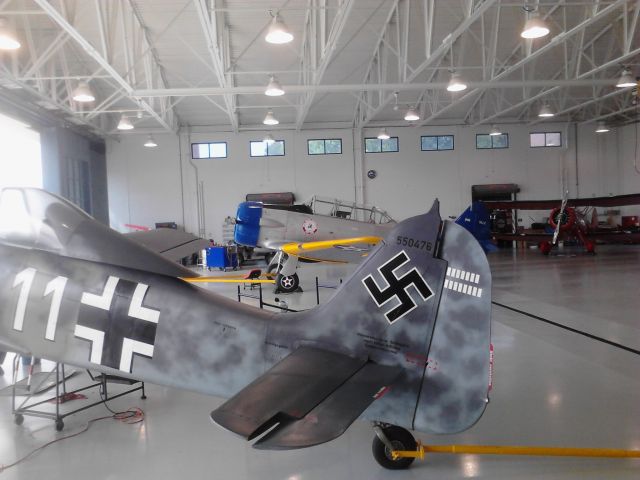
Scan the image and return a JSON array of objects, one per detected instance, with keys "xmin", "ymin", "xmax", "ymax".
[{"xmin": 0, "ymin": 245, "xmax": 639, "ymax": 479}]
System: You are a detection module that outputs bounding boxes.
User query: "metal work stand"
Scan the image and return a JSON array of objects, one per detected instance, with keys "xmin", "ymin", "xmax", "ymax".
[{"xmin": 12, "ymin": 360, "xmax": 146, "ymax": 431}]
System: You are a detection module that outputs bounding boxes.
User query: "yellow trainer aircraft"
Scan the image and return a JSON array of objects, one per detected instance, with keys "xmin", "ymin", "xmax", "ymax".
[{"xmin": 235, "ymin": 196, "xmax": 396, "ymax": 293}]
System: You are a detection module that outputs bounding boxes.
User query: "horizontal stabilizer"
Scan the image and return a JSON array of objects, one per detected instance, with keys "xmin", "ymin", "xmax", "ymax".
[
  {"xmin": 210, "ymin": 347, "xmax": 367, "ymax": 440},
  {"xmin": 253, "ymin": 362, "xmax": 399, "ymax": 450}
]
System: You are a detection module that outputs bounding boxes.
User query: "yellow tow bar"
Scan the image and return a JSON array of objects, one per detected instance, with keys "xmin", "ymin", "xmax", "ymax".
[{"xmin": 392, "ymin": 442, "xmax": 640, "ymax": 460}]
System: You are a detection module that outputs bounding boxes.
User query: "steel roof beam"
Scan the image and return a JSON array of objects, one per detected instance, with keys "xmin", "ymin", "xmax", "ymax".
[
  {"xmin": 357, "ymin": 0, "xmax": 499, "ymax": 126},
  {"xmin": 194, "ymin": 0, "xmax": 238, "ymax": 131},
  {"xmin": 295, "ymin": 0, "xmax": 355, "ymax": 129},
  {"xmin": 472, "ymin": 45, "xmax": 640, "ymax": 126},
  {"xmin": 419, "ymin": 0, "xmax": 630, "ymax": 126},
  {"xmin": 33, "ymin": 0, "xmax": 175, "ymax": 132},
  {"xmin": 133, "ymin": 78, "xmax": 620, "ymax": 97}
]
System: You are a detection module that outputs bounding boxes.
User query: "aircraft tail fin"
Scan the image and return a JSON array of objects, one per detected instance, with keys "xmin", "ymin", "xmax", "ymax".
[
  {"xmin": 216, "ymin": 200, "xmax": 492, "ymax": 450},
  {"xmin": 456, "ymin": 201, "xmax": 497, "ymax": 253},
  {"xmin": 298, "ymin": 199, "xmax": 492, "ymax": 434}
]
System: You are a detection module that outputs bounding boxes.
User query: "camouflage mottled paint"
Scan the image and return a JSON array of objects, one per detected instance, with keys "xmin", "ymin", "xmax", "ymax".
[{"xmin": 0, "ymin": 188, "xmax": 491, "ymax": 447}]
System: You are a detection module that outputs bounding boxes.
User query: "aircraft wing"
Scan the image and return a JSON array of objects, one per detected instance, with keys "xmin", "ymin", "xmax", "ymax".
[
  {"xmin": 482, "ymin": 193, "xmax": 640, "ymax": 210},
  {"xmin": 494, "ymin": 231, "xmax": 640, "ymax": 243},
  {"xmin": 210, "ymin": 346, "xmax": 400, "ymax": 449},
  {"xmin": 280, "ymin": 236, "xmax": 382, "ymax": 263},
  {"xmin": 126, "ymin": 229, "xmax": 208, "ymax": 262}
]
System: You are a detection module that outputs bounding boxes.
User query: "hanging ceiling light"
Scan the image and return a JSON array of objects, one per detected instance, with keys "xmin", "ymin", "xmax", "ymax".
[
  {"xmin": 144, "ymin": 135, "xmax": 158, "ymax": 147},
  {"xmin": 71, "ymin": 81, "xmax": 95, "ymax": 102},
  {"xmin": 0, "ymin": 17, "xmax": 20, "ymax": 50},
  {"xmin": 377, "ymin": 128, "xmax": 390, "ymax": 140},
  {"xmin": 117, "ymin": 114, "xmax": 134, "ymax": 130},
  {"xmin": 521, "ymin": 13, "xmax": 549, "ymax": 39},
  {"xmin": 489, "ymin": 125, "xmax": 502, "ymax": 136},
  {"xmin": 263, "ymin": 110, "xmax": 279, "ymax": 125},
  {"xmin": 538, "ymin": 104, "xmax": 555, "ymax": 118},
  {"xmin": 447, "ymin": 72, "xmax": 467, "ymax": 92},
  {"xmin": 616, "ymin": 68, "xmax": 636, "ymax": 88},
  {"xmin": 404, "ymin": 108, "xmax": 420, "ymax": 121},
  {"xmin": 265, "ymin": 13, "xmax": 293, "ymax": 44},
  {"xmin": 263, "ymin": 133, "xmax": 275, "ymax": 144},
  {"xmin": 595, "ymin": 121, "xmax": 610, "ymax": 133},
  {"xmin": 265, "ymin": 76, "xmax": 285, "ymax": 96}
]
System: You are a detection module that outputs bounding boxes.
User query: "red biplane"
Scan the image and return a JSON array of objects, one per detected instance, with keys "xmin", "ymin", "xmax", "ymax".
[{"xmin": 482, "ymin": 193, "xmax": 640, "ymax": 254}]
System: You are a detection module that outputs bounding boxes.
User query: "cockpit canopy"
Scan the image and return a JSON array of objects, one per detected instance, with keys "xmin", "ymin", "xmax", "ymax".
[{"xmin": 0, "ymin": 188, "xmax": 192, "ymax": 277}]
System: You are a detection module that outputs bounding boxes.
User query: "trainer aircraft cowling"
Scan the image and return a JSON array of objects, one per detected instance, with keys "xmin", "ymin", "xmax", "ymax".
[{"xmin": 0, "ymin": 188, "xmax": 492, "ymax": 469}]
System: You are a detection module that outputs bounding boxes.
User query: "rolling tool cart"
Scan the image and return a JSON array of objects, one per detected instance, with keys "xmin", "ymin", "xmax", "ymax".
[{"xmin": 206, "ymin": 246, "xmax": 238, "ymax": 271}]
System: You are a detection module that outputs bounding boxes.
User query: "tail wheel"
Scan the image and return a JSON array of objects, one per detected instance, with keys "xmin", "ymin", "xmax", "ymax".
[
  {"xmin": 276, "ymin": 273, "xmax": 299, "ymax": 293},
  {"xmin": 372, "ymin": 425, "xmax": 417, "ymax": 470},
  {"xmin": 539, "ymin": 241, "xmax": 552, "ymax": 255},
  {"xmin": 549, "ymin": 207, "xmax": 576, "ymax": 231}
]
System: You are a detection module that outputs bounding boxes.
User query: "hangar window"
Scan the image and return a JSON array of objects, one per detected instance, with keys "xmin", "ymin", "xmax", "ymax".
[
  {"xmin": 530, "ymin": 132, "xmax": 562, "ymax": 147},
  {"xmin": 476, "ymin": 133, "xmax": 509, "ymax": 149},
  {"xmin": 421, "ymin": 135, "xmax": 454, "ymax": 151},
  {"xmin": 364, "ymin": 137, "xmax": 399, "ymax": 153},
  {"xmin": 191, "ymin": 142, "xmax": 228, "ymax": 159},
  {"xmin": 307, "ymin": 138, "xmax": 342, "ymax": 155},
  {"xmin": 250, "ymin": 140, "xmax": 285, "ymax": 157}
]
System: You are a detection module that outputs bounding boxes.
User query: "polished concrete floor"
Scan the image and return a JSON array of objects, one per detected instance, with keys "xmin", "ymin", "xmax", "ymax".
[{"xmin": 1, "ymin": 245, "xmax": 639, "ymax": 479}]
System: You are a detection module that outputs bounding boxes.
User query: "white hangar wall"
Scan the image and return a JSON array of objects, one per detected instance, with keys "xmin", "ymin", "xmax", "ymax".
[{"xmin": 106, "ymin": 122, "xmax": 640, "ymax": 240}]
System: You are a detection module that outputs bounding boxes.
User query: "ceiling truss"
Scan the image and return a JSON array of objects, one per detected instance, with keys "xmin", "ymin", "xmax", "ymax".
[{"xmin": 0, "ymin": 0, "xmax": 637, "ymax": 136}]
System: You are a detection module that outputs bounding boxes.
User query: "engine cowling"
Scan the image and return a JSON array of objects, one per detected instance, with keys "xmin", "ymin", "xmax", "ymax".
[
  {"xmin": 234, "ymin": 202, "xmax": 262, "ymax": 247},
  {"xmin": 549, "ymin": 207, "xmax": 576, "ymax": 231}
]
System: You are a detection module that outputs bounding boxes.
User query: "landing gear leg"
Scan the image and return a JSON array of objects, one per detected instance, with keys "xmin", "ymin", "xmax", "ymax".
[
  {"xmin": 372, "ymin": 423, "xmax": 417, "ymax": 470},
  {"xmin": 274, "ymin": 254, "xmax": 302, "ymax": 294}
]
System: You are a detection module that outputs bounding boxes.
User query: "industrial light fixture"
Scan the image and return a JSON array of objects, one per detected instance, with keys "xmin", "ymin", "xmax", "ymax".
[
  {"xmin": 404, "ymin": 108, "xmax": 420, "ymax": 121},
  {"xmin": 616, "ymin": 68, "xmax": 636, "ymax": 88},
  {"xmin": 447, "ymin": 72, "xmax": 467, "ymax": 92},
  {"xmin": 595, "ymin": 121, "xmax": 610, "ymax": 133},
  {"xmin": 521, "ymin": 13, "xmax": 549, "ymax": 39},
  {"xmin": 263, "ymin": 133, "xmax": 275, "ymax": 144},
  {"xmin": 0, "ymin": 17, "xmax": 20, "ymax": 50},
  {"xmin": 265, "ymin": 76, "xmax": 285, "ymax": 96},
  {"xmin": 71, "ymin": 81, "xmax": 95, "ymax": 102},
  {"xmin": 144, "ymin": 135, "xmax": 158, "ymax": 147},
  {"xmin": 263, "ymin": 110, "xmax": 279, "ymax": 125},
  {"xmin": 377, "ymin": 128, "xmax": 390, "ymax": 140},
  {"xmin": 489, "ymin": 125, "xmax": 502, "ymax": 136},
  {"xmin": 538, "ymin": 104, "xmax": 555, "ymax": 118},
  {"xmin": 117, "ymin": 114, "xmax": 134, "ymax": 130},
  {"xmin": 265, "ymin": 13, "xmax": 293, "ymax": 44}
]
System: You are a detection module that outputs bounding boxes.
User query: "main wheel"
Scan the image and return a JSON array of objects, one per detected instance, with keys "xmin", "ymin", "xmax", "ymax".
[
  {"xmin": 276, "ymin": 273, "xmax": 299, "ymax": 293},
  {"xmin": 55, "ymin": 419, "xmax": 64, "ymax": 431},
  {"xmin": 14, "ymin": 414, "xmax": 24, "ymax": 426},
  {"xmin": 539, "ymin": 241, "xmax": 552, "ymax": 255},
  {"xmin": 372, "ymin": 425, "xmax": 417, "ymax": 470}
]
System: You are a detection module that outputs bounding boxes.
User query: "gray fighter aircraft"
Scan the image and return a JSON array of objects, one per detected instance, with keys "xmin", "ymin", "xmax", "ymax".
[{"xmin": 0, "ymin": 187, "xmax": 491, "ymax": 469}]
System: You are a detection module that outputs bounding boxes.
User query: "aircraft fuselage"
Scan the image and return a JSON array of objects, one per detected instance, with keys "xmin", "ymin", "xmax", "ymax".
[{"xmin": 0, "ymin": 243, "xmax": 270, "ymax": 398}]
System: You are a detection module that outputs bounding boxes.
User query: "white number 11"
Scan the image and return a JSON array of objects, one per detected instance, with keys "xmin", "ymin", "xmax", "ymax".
[{"xmin": 13, "ymin": 268, "xmax": 68, "ymax": 341}]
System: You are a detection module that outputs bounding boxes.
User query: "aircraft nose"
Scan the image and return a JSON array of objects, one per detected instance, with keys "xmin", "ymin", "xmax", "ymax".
[{"xmin": 235, "ymin": 201, "xmax": 262, "ymax": 247}]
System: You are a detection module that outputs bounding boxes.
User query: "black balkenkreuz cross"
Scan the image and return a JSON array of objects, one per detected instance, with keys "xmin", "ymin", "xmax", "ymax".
[
  {"xmin": 75, "ymin": 276, "xmax": 160, "ymax": 373},
  {"xmin": 362, "ymin": 251, "xmax": 433, "ymax": 324}
]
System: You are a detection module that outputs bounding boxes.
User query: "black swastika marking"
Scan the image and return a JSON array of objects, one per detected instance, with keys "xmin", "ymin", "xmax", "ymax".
[{"xmin": 362, "ymin": 251, "xmax": 433, "ymax": 324}]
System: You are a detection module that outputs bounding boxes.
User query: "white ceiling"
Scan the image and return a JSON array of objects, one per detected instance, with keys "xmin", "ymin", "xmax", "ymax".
[{"xmin": 0, "ymin": 0, "xmax": 638, "ymax": 137}]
